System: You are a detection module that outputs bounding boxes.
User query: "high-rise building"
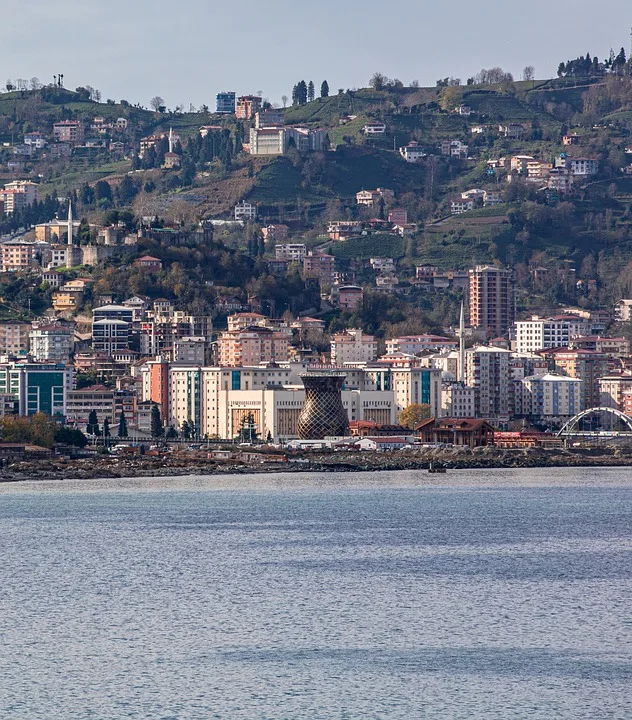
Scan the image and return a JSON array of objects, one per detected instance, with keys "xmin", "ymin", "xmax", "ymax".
[
  {"xmin": 216, "ymin": 91, "xmax": 236, "ymax": 114},
  {"xmin": 465, "ymin": 346, "xmax": 512, "ymax": 423},
  {"xmin": 0, "ymin": 361, "xmax": 73, "ymax": 417},
  {"xmin": 468, "ymin": 265, "xmax": 515, "ymax": 338}
]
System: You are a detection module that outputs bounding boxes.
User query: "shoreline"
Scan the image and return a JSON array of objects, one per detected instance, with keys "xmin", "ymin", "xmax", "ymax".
[{"xmin": 3, "ymin": 447, "xmax": 632, "ymax": 483}]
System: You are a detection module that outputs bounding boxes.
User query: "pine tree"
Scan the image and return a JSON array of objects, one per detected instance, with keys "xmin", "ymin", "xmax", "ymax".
[
  {"xmin": 296, "ymin": 80, "xmax": 308, "ymax": 105},
  {"xmin": 307, "ymin": 81, "xmax": 315, "ymax": 102},
  {"xmin": 320, "ymin": 80, "xmax": 329, "ymax": 98},
  {"xmin": 87, "ymin": 410, "xmax": 99, "ymax": 436},
  {"xmin": 117, "ymin": 410, "xmax": 128, "ymax": 438},
  {"xmin": 150, "ymin": 404, "xmax": 163, "ymax": 438},
  {"xmin": 103, "ymin": 418, "xmax": 110, "ymax": 438}
]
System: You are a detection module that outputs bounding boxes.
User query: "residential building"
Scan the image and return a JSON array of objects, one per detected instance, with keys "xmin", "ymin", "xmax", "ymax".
[
  {"xmin": 227, "ymin": 313, "xmax": 270, "ymax": 332},
  {"xmin": 29, "ymin": 323, "xmax": 73, "ymax": 363},
  {"xmin": 0, "ymin": 321, "xmax": 30, "ymax": 357},
  {"xmin": 93, "ymin": 305, "xmax": 134, "ymax": 324},
  {"xmin": 0, "ymin": 361, "xmax": 72, "ymax": 417},
  {"xmin": 399, "ymin": 141, "xmax": 426, "ymax": 162},
  {"xmin": 23, "ymin": 132, "xmax": 47, "ymax": 149},
  {"xmin": 236, "ymin": 95, "xmax": 263, "ymax": 120},
  {"xmin": 510, "ymin": 155, "xmax": 534, "ymax": 174},
  {"xmin": 52, "ymin": 120, "xmax": 85, "ymax": 145},
  {"xmin": 441, "ymin": 383, "xmax": 476, "ymax": 418},
  {"xmin": 386, "ymin": 335, "xmax": 458, "ymax": 355},
  {"xmin": 515, "ymin": 317, "xmax": 571, "ymax": 353},
  {"xmin": 135, "ymin": 255, "xmax": 163, "ymax": 271},
  {"xmin": 337, "ymin": 285, "xmax": 364, "ymax": 311},
  {"xmin": 255, "ymin": 110, "xmax": 284, "ymax": 128},
  {"xmin": 92, "ymin": 319, "xmax": 131, "ymax": 356},
  {"xmin": 0, "ymin": 181, "xmax": 39, "ymax": 214},
  {"xmin": 173, "ymin": 337, "xmax": 206, "ymax": 365},
  {"xmin": 0, "ymin": 240, "xmax": 45, "ymax": 272},
  {"xmin": 615, "ymin": 299, "xmax": 632, "ymax": 322},
  {"xmin": 275, "ymin": 243, "xmax": 306, "ymax": 262},
  {"xmin": 234, "ymin": 201, "xmax": 257, "ymax": 221},
  {"xmin": 451, "ymin": 197, "xmax": 475, "ymax": 215},
  {"xmin": 440, "ymin": 140, "xmax": 468, "ymax": 159},
  {"xmin": 515, "ymin": 373, "xmax": 582, "ymax": 425},
  {"xmin": 218, "ymin": 326, "xmax": 289, "ymax": 366},
  {"xmin": 569, "ymin": 336, "xmax": 630, "ymax": 356},
  {"xmin": 388, "ymin": 208, "xmax": 408, "ymax": 225},
  {"xmin": 261, "ymin": 225, "xmax": 289, "ymax": 243},
  {"xmin": 563, "ymin": 134, "xmax": 581, "ymax": 146},
  {"xmin": 363, "ymin": 123, "xmax": 386, "ymax": 135},
  {"xmin": 598, "ymin": 373, "xmax": 632, "ymax": 411},
  {"xmin": 499, "ymin": 123, "xmax": 525, "ymax": 139},
  {"xmin": 465, "ymin": 346, "xmax": 512, "ymax": 423},
  {"xmin": 328, "ymin": 221, "xmax": 363, "ymax": 240},
  {"xmin": 303, "ymin": 252, "xmax": 335, "ymax": 284},
  {"xmin": 545, "ymin": 349, "xmax": 609, "ymax": 410},
  {"xmin": 370, "ymin": 257, "xmax": 395, "ymax": 273},
  {"xmin": 330, "ymin": 329, "xmax": 378, "ymax": 364},
  {"xmin": 248, "ymin": 126, "xmax": 286, "ymax": 155},
  {"xmin": 216, "ymin": 91, "xmax": 236, "ymax": 114},
  {"xmin": 469, "ymin": 265, "xmax": 515, "ymax": 337},
  {"xmin": 355, "ymin": 188, "xmax": 394, "ymax": 207}
]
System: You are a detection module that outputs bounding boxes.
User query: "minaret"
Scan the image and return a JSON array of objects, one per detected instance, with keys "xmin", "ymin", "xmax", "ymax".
[
  {"xmin": 168, "ymin": 127, "xmax": 174, "ymax": 153},
  {"xmin": 67, "ymin": 200, "xmax": 73, "ymax": 246},
  {"xmin": 459, "ymin": 301, "xmax": 465, "ymax": 383}
]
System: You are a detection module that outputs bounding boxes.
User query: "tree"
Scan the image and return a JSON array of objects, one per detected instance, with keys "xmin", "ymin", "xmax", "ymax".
[
  {"xmin": 370, "ymin": 72, "xmax": 387, "ymax": 90},
  {"xmin": 398, "ymin": 403, "xmax": 433, "ymax": 429},
  {"xmin": 295, "ymin": 80, "xmax": 308, "ymax": 105},
  {"xmin": 522, "ymin": 65, "xmax": 535, "ymax": 82},
  {"xmin": 281, "ymin": 94, "xmax": 288, "ymax": 107},
  {"xmin": 103, "ymin": 418, "xmax": 110, "ymax": 439},
  {"xmin": 150, "ymin": 404, "xmax": 163, "ymax": 438},
  {"xmin": 150, "ymin": 96, "xmax": 165, "ymax": 112},
  {"xmin": 54, "ymin": 426, "xmax": 88, "ymax": 448},
  {"xmin": 307, "ymin": 81, "xmax": 315, "ymax": 102},
  {"xmin": 87, "ymin": 410, "xmax": 100, "ymax": 437},
  {"xmin": 166, "ymin": 426, "xmax": 178, "ymax": 440},
  {"xmin": 320, "ymin": 80, "xmax": 329, "ymax": 98},
  {"xmin": 181, "ymin": 420, "xmax": 191, "ymax": 440},
  {"xmin": 236, "ymin": 412, "xmax": 259, "ymax": 443},
  {"xmin": 117, "ymin": 410, "xmax": 128, "ymax": 438}
]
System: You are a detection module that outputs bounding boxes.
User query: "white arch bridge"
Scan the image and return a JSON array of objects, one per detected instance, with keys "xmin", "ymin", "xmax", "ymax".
[{"xmin": 557, "ymin": 407, "xmax": 632, "ymax": 437}]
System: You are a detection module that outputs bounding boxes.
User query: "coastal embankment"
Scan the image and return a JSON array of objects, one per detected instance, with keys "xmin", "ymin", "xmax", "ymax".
[{"xmin": 3, "ymin": 445, "xmax": 632, "ymax": 482}]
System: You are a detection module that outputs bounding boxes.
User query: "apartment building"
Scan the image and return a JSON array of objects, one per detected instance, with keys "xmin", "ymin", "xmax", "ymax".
[
  {"xmin": 515, "ymin": 317, "xmax": 571, "ymax": 353},
  {"xmin": 469, "ymin": 265, "xmax": 515, "ymax": 337},
  {"xmin": 0, "ymin": 321, "xmax": 30, "ymax": 357},
  {"xmin": 303, "ymin": 252, "xmax": 335, "ymax": 284},
  {"xmin": 66, "ymin": 385, "xmax": 116, "ymax": 429},
  {"xmin": 53, "ymin": 120, "xmax": 85, "ymax": 145},
  {"xmin": 275, "ymin": 243, "xmax": 306, "ymax": 262},
  {"xmin": 29, "ymin": 323, "xmax": 73, "ymax": 363},
  {"xmin": 236, "ymin": 95, "xmax": 263, "ymax": 120},
  {"xmin": 218, "ymin": 326, "xmax": 289, "ymax": 366},
  {"xmin": 465, "ymin": 346, "xmax": 512, "ymax": 423},
  {"xmin": 330, "ymin": 329, "xmax": 378, "ymax": 365}
]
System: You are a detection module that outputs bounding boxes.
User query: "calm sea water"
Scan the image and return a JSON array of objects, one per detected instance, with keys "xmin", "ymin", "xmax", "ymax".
[{"xmin": 1, "ymin": 468, "xmax": 631, "ymax": 720}]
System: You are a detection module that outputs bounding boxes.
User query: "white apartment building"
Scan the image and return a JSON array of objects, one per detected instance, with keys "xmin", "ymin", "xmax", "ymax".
[
  {"xmin": 275, "ymin": 244, "xmax": 307, "ymax": 262},
  {"xmin": 330, "ymin": 329, "xmax": 378, "ymax": 364},
  {"xmin": 234, "ymin": 201, "xmax": 257, "ymax": 221},
  {"xmin": 399, "ymin": 142, "xmax": 426, "ymax": 162},
  {"xmin": 386, "ymin": 335, "xmax": 457, "ymax": 355},
  {"xmin": 515, "ymin": 317, "xmax": 571, "ymax": 353},
  {"xmin": 29, "ymin": 323, "xmax": 73, "ymax": 363}
]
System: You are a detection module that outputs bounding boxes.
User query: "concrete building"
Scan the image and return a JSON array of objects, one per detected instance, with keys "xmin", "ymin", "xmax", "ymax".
[
  {"xmin": 465, "ymin": 346, "xmax": 512, "ymax": 423},
  {"xmin": 53, "ymin": 120, "xmax": 84, "ymax": 145},
  {"xmin": 216, "ymin": 92, "xmax": 236, "ymax": 114},
  {"xmin": 29, "ymin": 323, "xmax": 73, "ymax": 363},
  {"xmin": 515, "ymin": 317, "xmax": 571, "ymax": 353},
  {"xmin": 236, "ymin": 95, "xmax": 263, "ymax": 120},
  {"xmin": 337, "ymin": 286, "xmax": 364, "ymax": 312},
  {"xmin": 515, "ymin": 373, "xmax": 582, "ymax": 425},
  {"xmin": 218, "ymin": 326, "xmax": 289, "ymax": 366},
  {"xmin": 386, "ymin": 335, "xmax": 458, "ymax": 355},
  {"xmin": 275, "ymin": 243, "xmax": 306, "ymax": 262},
  {"xmin": 92, "ymin": 319, "xmax": 131, "ymax": 356},
  {"xmin": 0, "ymin": 361, "xmax": 72, "ymax": 417},
  {"xmin": 173, "ymin": 337, "xmax": 206, "ymax": 365},
  {"xmin": 330, "ymin": 329, "xmax": 378, "ymax": 365},
  {"xmin": 441, "ymin": 383, "xmax": 476, "ymax": 418},
  {"xmin": 0, "ymin": 321, "xmax": 30, "ymax": 357},
  {"xmin": 545, "ymin": 349, "xmax": 609, "ymax": 411},
  {"xmin": 598, "ymin": 373, "xmax": 632, "ymax": 411},
  {"xmin": 66, "ymin": 385, "xmax": 115, "ymax": 429},
  {"xmin": 303, "ymin": 252, "xmax": 335, "ymax": 284},
  {"xmin": 469, "ymin": 265, "xmax": 515, "ymax": 338},
  {"xmin": 234, "ymin": 201, "xmax": 257, "ymax": 221}
]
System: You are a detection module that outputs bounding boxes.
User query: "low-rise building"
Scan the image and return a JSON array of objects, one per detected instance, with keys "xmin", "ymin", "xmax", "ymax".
[
  {"xmin": 275, "ymin": 243, "xmax": 306, "ymax": 262},
  {"xmin": 399, "ymin": 141, "xmax": 426, "ymax": 162}
]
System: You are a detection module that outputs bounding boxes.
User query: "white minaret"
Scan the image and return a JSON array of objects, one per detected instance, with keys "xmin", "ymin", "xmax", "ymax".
[
  {"xmin": 67, "ymin": 200, "xmax": 73, "ymax": 246},
  {"xmin": 168, "ymin": 127, "xmax": 174, "ymax": 153},
  {"xmin": 459, "ymin": 300, "xmax": 465, "ymax": 383}
]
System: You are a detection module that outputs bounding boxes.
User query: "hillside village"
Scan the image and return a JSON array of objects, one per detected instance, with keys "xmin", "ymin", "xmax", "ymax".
[{"xmin": 5, "ymin": 54, "xmax": 632, "ymax": 454}]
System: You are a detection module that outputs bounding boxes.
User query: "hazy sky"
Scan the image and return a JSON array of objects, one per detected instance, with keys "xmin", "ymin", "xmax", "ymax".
[{"xmin": 2, "ymin": 0, "xmax": 631, "ymax": 109}]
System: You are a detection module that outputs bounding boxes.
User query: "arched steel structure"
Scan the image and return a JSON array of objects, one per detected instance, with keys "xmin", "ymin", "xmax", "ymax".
[{"xmin": 557, "ymin": 407, "xmax": 632, "ymax": 436}]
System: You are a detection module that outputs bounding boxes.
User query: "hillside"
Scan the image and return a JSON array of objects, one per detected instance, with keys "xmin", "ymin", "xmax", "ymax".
[{"xmin": 3, "ymin": 70, "xmax": 632, "ymax": 333}]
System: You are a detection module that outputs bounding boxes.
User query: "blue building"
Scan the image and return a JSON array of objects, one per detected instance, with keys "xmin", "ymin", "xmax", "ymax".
[
  {"xmin": 0, "ymin": 361, "xmax": 73, "ymax": 417},
  {"xmin": 216, "ymin": 92, "xmax": 236, "ymax": 114}
]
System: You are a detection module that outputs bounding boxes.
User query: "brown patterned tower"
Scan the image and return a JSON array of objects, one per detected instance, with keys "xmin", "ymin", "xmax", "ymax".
[{"xmin": 297, "ymin": 373, "xmax": 349, "ymax": 439}]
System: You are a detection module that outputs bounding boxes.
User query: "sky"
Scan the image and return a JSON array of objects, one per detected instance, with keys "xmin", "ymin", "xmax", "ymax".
[{"xmin": 1, "ymin": 0, "xmax": 631, "ymax": 110}]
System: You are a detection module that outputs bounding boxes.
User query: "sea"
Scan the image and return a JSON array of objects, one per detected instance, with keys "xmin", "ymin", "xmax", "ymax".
[{"xmin": 0, "ymin": 467, "xmax": 631, "ymax": 720}]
